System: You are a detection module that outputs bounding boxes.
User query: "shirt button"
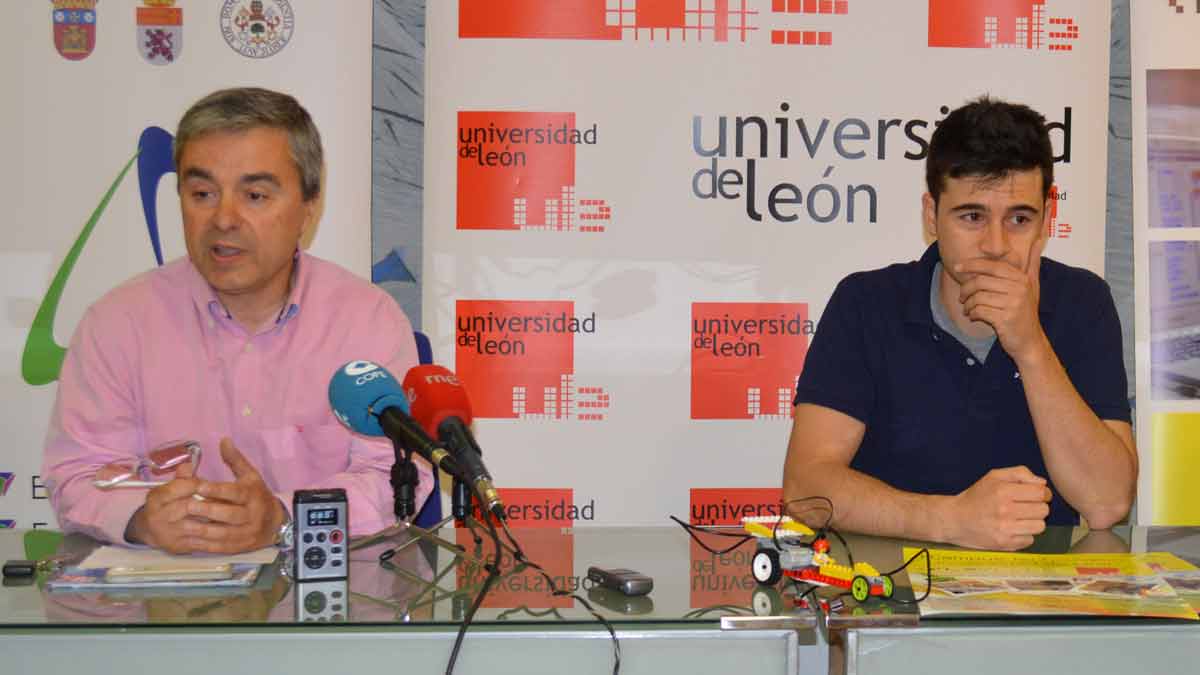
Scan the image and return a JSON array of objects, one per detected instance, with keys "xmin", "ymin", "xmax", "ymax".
[
  {"xmin": 208, "ymin": 319, "xmax": 215, "ymax": 329},
  {"xmin": 242, "ymin": 405, "xmax": 252, "ymax": 417},
  {"xmin": 244, "ymin": 343, "xmax": 254, "ymax": 353},
  {"xmin": 966, "ymin": 357, "xmax": 976, "ymax": 366}
]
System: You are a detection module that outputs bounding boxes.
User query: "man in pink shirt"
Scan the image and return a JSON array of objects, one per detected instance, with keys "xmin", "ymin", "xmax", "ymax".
[{"xmin": 42, "ymin": 87, "xmax": 430, "ymax": 554}]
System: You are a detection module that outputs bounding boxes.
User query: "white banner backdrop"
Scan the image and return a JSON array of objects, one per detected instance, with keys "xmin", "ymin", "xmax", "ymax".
[
  {"xmin": 0, "ymin": 0, "xmax": 372, "ymax": 529},
  {"xmin": 1131, "ymin": 2, "xmax": 1200, "ymax": 524},
  {"xmin": 425, "ymin": 1, "xmax": 1112, "ymax": 526}
]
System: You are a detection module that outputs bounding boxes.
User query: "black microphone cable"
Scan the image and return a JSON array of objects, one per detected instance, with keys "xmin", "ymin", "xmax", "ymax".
[
  {"xmin": 668, "ymin": 515, "xmax": 756, "ymax": 555},
  {"xmin": 880, "ymin": 547, "xmax": 933, "ymax": 604},
  {"xmin": 494, "ymin": 517, "xmax": 623, "ymax": 675},
  {"xmin": 445, "ymin": 482, "xmax": 625, "ymax": 675},
  {"xmin": 445, "ymin": 480, "xmax": 505, "ymax": 675},
  {"xmin": 762, "ymin": 496, "xmax": 839, "ymax": 563}
]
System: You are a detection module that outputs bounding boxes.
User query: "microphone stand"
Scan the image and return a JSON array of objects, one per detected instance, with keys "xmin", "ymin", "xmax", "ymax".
[
  {"xmin": 386, "ymin": 433, "xmax": 513, "ymax": 555},
  {"xmin": 350, "ymin": 440, "xmax": 478, "ymax": 562},
  {"xmin": 391, "ymin": 443, "xmax": 418, "ymax": 523},
  {"xmin": 435, "ymin": 452, "xmax": 518, "ymax": 558},
  {"xmin": 390, "ymin": 473, "xmax": 512, "ymax": 556}
]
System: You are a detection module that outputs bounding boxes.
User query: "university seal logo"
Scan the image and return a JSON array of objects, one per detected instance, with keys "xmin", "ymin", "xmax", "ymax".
[
  {"xmin": 51, "ymin": 0, "xmax": 99, "ymax": 61},
  {"xmin": 220, "ymin": 0, "xmax": 294, "ymax": 59},
  {"xmin": 136, "ymin": 0, "xmax": 182, "ymax": 65}
]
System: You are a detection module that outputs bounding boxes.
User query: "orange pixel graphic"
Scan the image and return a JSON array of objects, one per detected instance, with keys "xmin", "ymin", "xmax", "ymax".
[
  {"xmin": 460, "ymin": 0, "xmax": 761, "ymax": 43},
  {"xmin": 460, "ymin": 0, "xmax": 857, "ymax": 46},
  {"xmin": 513, "ymin": 375, "xmax": 610, "ymax": 422},
  {"xmin": 928, "ymin": 0, "xmax": 1078, "ymax": 52}
]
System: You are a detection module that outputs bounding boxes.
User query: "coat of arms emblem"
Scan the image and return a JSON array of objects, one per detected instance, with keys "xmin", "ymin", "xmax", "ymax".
[
  {"xmin": 136, "ymin": 0, "xmax": 182, "ymax": 65},
  {"xmin": 51, "ymin": 0, "xmax": 99, "ymax": 61},
  {"xmin": 220, "ymin": 0, "xmax": 294, "ymax": 59}
]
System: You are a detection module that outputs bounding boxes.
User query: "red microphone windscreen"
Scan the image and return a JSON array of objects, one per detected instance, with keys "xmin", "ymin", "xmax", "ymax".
[{"xmin": 402, "ymin": 364, "xmax": 474, "ymax": 437}]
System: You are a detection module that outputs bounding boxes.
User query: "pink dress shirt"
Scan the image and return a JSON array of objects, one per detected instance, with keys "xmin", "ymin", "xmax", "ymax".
[{"xmin": 42, "ymin": 252, "xmax": 431, "ymax": 544}]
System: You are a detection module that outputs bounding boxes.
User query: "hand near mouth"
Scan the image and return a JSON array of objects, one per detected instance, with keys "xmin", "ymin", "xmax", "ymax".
[{"xmin": 955, "ymin": 237, "xmax": 1047, "ymax": 363}]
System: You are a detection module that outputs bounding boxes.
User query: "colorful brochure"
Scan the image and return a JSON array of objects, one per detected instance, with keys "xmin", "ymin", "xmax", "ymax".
[{"xmin": 904, "ymin": 548, "xmax": 1200, "ymax": 620}]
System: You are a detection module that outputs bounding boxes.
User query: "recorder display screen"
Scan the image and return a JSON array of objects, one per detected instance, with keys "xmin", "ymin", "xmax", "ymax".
[{"xmin": 306, "ymin": 508, "xmax": 340, "ymax": 527}]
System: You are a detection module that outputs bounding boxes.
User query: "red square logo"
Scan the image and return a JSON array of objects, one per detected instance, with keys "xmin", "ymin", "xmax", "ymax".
[
  {"xmin": 687, "ymin": 487, "xmax": 782, "ymax": 608},
  {"xmin": 690, "ymin": 488, "xmax": 784, "ymax": 526},
  {"xmin": 928, "ymin": 0, "xmax": 1047, "ymax": 49},
  {"xmin": 458, "ymin": 111, "xmax": 577, "ymax": 231},
  {"xmin": 457, "ymin": 300, "xmax": 582, "ymax": 419},
  {"xmin": 691, "ymin": 303, "xmax": 809, "ymax": 420},
  {"xmin": 459, "ymin": 0, "xmax": 620, "ymax": 39},
  {"xmin": 689, "ymin": 537, "xmax": 758, "ymax": 608}
]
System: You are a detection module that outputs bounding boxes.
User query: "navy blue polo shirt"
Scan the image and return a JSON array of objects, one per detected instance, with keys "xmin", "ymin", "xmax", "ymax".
[{"xmin": 793, "ymin": 243, "xmax": 1130, "ymax": 525}]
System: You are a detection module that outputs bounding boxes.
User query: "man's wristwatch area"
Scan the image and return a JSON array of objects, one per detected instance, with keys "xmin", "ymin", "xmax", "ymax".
[{"xmin": 275, "ymin": 509, "xmax": 294, "ymax": 549}]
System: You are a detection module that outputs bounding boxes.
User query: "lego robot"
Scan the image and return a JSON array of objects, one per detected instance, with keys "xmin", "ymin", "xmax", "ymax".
[{"xmin": 743, "ymin": 515, "xmax": 894, "ymax": 603}]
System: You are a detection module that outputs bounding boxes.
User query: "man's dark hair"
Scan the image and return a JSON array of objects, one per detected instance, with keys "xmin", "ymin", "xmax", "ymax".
[{"xmin": 925, "ymin": 96, "xmax": 1053, "ymax": 204}]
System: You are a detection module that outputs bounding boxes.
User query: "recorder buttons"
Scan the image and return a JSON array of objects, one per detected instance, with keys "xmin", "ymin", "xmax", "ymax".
[{"xmin": 303, "ymin": 546, "xmax": 327, "ymax": 570}]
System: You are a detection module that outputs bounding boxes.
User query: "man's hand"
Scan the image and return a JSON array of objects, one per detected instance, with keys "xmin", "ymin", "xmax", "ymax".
[
  {"xmin": 181, "ymin": 438, "xmax": 285, "ymax": 554},
  {"xmin": 941, "ymin": 466, "xmax": 1052, "ymax": 551},
  {"xmin": 123, "ymin": 460, "xmax": 203, "ymax": 554},
  {"xmin": 955, "ymin": 237, "xmax": 1047, "ymax": 362}
]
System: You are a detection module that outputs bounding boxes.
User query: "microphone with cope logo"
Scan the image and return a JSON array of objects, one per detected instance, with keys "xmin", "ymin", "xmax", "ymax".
[
  {"xmin": 328, "ymin": 360, "xmax": 470, "ymax": 519},
  {"xmin": 402, "ymin": 364, "xmax": 504, "ymax": 520}
]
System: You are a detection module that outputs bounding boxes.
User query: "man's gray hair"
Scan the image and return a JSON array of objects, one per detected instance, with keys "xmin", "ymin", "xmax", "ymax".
[{"xmin": 174, "ymin": 87, "xmax": 323, "ymax": 202}]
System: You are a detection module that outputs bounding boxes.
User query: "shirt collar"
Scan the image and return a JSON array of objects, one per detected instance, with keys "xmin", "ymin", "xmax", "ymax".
[
  {"xmin": 904, "ymin": 241, "xmax": 1056, "ymax": 326},
  {"xmin": 903, "ymin": 243, "xmax": 942, "ymax": 327},
  {"xmin": 186, "ymin": 250, "xmax": 305, "ymax": 330},
  {"xmin": 276, "ymin": 250, "xmax": 304, "ymax": 325}
]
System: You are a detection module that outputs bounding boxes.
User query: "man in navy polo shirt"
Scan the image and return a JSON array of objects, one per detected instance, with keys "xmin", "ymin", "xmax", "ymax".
[{"xmin": 783, "ymin": 98, "xmax": 1135, "ymax": 551}]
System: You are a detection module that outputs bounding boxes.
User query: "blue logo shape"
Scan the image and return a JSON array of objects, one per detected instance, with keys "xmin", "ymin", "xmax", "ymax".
[
  {"xmin": 136, "ymin": 126, "xmax": 176, "ymax": 266},
  {"xmin": 372, "ymin": 246, "xmax": 417, "ymax": 284},
  {"xmin": 0, "ymin": 520, "xmax": 15, "ymax": 529}
]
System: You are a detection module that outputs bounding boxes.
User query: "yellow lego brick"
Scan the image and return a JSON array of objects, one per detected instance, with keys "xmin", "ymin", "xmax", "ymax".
[
  {"xmin": 818, "ymin": 564, "xmax": 854, "ymax": 581},
  {"xmin": 741, "ymin": 516, "xmax": 814, "ymax": 538},
  {"xmin": 853, "ymin": 562, "xmax": 879, "ymax": 577}
]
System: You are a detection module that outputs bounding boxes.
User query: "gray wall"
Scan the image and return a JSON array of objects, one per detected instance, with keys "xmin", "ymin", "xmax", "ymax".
[
  {"xmin": 1107, "ymin": 0, "xmax": 1135, "ymax": 404},
  {"xmin": 372, "ymin": 1, "xmax": 425, "ymax": 330}
]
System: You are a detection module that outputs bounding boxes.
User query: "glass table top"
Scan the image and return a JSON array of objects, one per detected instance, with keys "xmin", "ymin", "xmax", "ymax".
[
  {"xmin": 0, "ymin": 524, "xmax": 821, "ymax": 629},
  {"xmin": 2, "ymin": 524, "xmax": 1197, "ymax": 631}
]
